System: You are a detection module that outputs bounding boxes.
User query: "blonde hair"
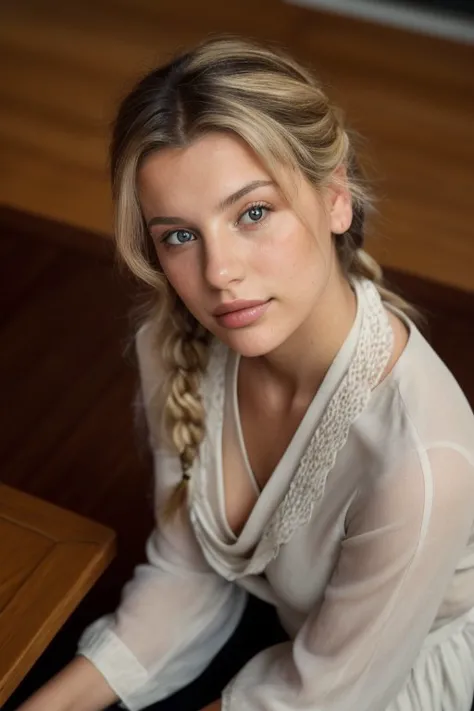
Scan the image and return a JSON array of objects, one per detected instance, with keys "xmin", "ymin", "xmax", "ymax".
[{"xmin": 111, "ymin": 35, "xmax": 415, "ymax": 518}]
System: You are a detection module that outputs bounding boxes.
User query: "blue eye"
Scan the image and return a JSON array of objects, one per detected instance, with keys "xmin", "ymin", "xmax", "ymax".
[
  {"xmin": 163, "ymin": 229, "xmax": 196, "ymax": 246},
  {"xmin": 239, "ymin": 203, "xmax": 270, "ymax": 226}
]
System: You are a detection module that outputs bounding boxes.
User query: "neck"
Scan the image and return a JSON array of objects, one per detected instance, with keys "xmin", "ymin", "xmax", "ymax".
[{"xmin": 256, "ymin": 267, "xmax": 358, "ymax": 401}]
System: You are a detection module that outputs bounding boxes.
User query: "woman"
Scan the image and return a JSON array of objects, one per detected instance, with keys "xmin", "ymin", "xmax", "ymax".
[{"xmin": 19, "ymin": 36, "xmax": 474, "ymax": 711}]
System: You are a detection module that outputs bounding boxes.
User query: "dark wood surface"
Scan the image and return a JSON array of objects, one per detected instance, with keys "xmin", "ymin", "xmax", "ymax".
[{"xmin": 1, "ymin": 206, "xmax": 474, "ymax": 708}]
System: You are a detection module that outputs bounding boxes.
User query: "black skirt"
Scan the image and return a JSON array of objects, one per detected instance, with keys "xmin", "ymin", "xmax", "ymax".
[{"xmin": 106, "ymin": 595, "xmax": 289, "ymax": 711}]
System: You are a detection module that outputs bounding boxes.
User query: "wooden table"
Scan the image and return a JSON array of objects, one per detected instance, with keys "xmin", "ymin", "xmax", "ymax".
[{"xmin": 0, "ymin": 484, "xmax": 116, "ymax": 705}]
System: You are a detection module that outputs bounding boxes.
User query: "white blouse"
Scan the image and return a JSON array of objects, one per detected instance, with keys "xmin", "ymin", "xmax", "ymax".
[{"xmin": 78, "ymin": 278, "xmax": 474, "ymax": 711}]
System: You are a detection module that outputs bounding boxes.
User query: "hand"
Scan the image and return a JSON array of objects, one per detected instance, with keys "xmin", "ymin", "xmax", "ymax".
[{"xmin": 200, "ymin": 700, "xmax": 221, "ymax": 711}]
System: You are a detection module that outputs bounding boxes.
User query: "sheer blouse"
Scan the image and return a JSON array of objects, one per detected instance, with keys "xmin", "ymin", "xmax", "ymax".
[{"xmin": 78, "ymin": 278, "xmax": 474, "ymax": 711}]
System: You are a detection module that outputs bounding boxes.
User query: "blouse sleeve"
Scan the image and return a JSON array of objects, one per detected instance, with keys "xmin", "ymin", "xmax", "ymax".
[
  {"xmin": 222, "ymin": 442, "xmax": 474, "ymax": 711},
  {"xmin": 77, "ymin": 324, "xmax": 247, "ymax": 711}
]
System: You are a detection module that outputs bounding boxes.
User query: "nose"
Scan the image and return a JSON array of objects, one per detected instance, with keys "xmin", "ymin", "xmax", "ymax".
[{"xmin": 203, "ymin": 232, "xmax": 245, "ymax": 290}]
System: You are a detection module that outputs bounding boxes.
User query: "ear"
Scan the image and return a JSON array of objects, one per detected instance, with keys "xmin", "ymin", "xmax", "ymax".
[{"xmin": 324, "ymin": 165, "xmax": 353, "ymax": 235}]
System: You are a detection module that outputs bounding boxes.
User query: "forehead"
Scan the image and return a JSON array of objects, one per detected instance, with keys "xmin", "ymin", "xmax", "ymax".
[{"xmin": 138, "ymin": 132, "xmax": 271, "ymax": 204}]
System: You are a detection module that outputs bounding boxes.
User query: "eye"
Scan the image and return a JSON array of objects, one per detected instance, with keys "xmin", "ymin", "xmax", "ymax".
[
  {"xmin": 162, "ymin": 229, "xmax": 196, "ymax": 246},
  {"xmin": 238, "ymin": 203, "xmax": 271, "ymax": 226}
]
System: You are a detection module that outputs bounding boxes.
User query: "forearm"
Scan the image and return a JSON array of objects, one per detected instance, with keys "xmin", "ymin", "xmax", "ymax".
[{"xmin": 16, "ymin": 656, "xmax": 119, "ymax": 711}]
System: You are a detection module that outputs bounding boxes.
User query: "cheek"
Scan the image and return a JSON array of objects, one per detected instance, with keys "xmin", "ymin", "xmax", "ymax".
[
  {"xmin": 256, "ymin": 218, "xmax": 328, "ymax": 288},
  {"xmin": 160, "ymin": 252, "xmax": 201, "ymax": 303}
]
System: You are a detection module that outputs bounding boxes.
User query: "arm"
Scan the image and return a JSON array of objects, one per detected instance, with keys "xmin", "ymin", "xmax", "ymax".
[
  {"xmin": 222, "ymin": 444, "xmax": 474, "ymax": 711},
  {"xmin": 18, "ymin": 324, "xmax": 246, "ymax": 711},
  {"xmin": 15, "ymin": 657, "xmax": 119, "ymax": 711},
  {"xmin": 77, "ymin": 449, "xmax": 246, "ymax": 710},
  {"xmin": 76, "ymin": 325, "xmax": 247, "ymax": 709}
]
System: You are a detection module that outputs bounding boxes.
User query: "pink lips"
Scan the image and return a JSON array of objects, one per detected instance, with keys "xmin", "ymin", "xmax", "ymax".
[{"xmin": 213, "ymin": 299, "xmax": 271, "ymax": 329}]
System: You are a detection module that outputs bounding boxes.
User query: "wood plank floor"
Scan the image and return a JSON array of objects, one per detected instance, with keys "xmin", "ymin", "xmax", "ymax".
[
  {"xmin": 1, "ymin": 1, "xmax": 474, "ymax": 291},
  {"xmin": 1, "ymin": 206, "xmax": 474, "ymax": 707}
]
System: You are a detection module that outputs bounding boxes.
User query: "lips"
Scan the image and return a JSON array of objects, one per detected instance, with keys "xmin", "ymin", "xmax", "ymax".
[
  {"xmin": 212, "ymin": 299, "xmax": 269, "ymax": 316},
  {"xmin": 213, "ymin": 299, "xmax": 272, "ymax": 329}
]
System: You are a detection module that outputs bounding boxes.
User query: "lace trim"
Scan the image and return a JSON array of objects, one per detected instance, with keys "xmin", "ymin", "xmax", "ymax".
[
  {"xmin": 189, "ymin": 337, "xmax": 227, "ymax": 509},
  {"xmin": 204, "ymin": 338, "xmax": 227, "ymax": 424},
  {"xmin": 257, "ymin": 279, "xmax": 392, "ymax": 555},
  {"xmin": 191, "ymin": 279, "xmax": 394, "ymax": 578}
]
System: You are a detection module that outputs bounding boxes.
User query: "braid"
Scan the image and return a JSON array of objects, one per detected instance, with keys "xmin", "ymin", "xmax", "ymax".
[
  {"xmin": 335, "ymin": 227, "xmax": 420, "ymax": 323},
  {"xmin": 330, "ymin": 143, "xmax": 421, "ymax": 324},
  {"xmin": 161, "ymin": 305, "xmax": 210, "ymax": 520}
]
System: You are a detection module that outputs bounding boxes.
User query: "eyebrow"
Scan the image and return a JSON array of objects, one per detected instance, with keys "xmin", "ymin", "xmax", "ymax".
[{"xmin": 146, "ymin": 179, "xmax": 274, "ymax": 229}]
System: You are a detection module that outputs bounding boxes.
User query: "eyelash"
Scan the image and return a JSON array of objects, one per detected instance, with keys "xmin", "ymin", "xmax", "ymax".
[
  {"xmin": 160, "ymin": 201, "xmax": 273, "ymax": 247},
  {"xmin": 237, "ymin": 201, "xmax": 273, "ymax": 227}
]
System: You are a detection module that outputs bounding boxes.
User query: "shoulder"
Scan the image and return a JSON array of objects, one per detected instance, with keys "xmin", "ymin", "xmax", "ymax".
[
  {"xmin": 135, "ymin": 319, "xmax": 156, "ymax": 371},
  {"xmin": 361, "ymin": 314, "xmax": 474, "ymax": 460},
  {"xmin": 354, "ymin": 382, "xmax": 474, "ymax": 514},
  {"xmin": 393, "ymin": 321, "xmax": 474, "ymax": 454},
  {"xmin": 350, "ymin": 368, "xmax": 474, "ymax": 526},
  {"xmin": 133, "ymin": 320, "xmax": 171, "ymax": 451},
  {"xmin": 135, "ymin": 326, "xmax": 229, "ymax": 438},
  {"xmin": 201, "ymin": 337, "xmax": 230, "ymax": 402},
  {"xmin": 135, "ymin": 320, "xmax": 166, "ymax": 407},
  {"xmin": 349, "ymin": 389, "xmax": 474, "ymax": 516}
]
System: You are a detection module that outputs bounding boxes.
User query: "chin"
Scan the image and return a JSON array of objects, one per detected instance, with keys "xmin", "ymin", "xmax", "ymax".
[{"xmin": 215, "ymin": 328, "xmax": 285, "ymax": 359}]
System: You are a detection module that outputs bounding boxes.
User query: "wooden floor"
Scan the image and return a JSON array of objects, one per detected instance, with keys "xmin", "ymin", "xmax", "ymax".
[
  {"xmin": 1, "ymin": 0, "xmax": 474, "ymax": 291},
  {"xmin": 1, "ymin": 206, "xmax": 474, "ymax": 707}
]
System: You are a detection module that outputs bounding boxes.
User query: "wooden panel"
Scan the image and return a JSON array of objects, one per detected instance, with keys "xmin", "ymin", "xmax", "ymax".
[
  {"xmin": 293, "ymin": 12, "xmax": 474, "ymax": 291},
  {"xmin": 0, "ymin": 484, "xmax": 115, "ymax": 705},
  {"xmin": 0, "ymin": 255, "xmax": 123, "ymax": 463},
  {"xmin": 0, "ymin": 519, "xmax": 53, "ymax": 613},
  {"xmin": 0, "ymin": 234, "xmax": 58, "ymax": 321},
  {"xmin": 0, "ymin": 0, "xmax": 473, "ymax": 290},
  {"xmin": 0, "ymin": 142, "xmax": 112, "ymax": 234},
  {"xmin": 0, "ymin": 205, "xmax": 113, "ymax": 258}
]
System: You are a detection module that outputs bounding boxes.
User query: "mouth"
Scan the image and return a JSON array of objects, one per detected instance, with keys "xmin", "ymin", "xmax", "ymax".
[
  {"xmin": 213, "ymin": 299, "xmax": 272, "ymax": 329},
  {"xmin": 213, "ymin": 299, "xmax": 270, "ymax": 316}
]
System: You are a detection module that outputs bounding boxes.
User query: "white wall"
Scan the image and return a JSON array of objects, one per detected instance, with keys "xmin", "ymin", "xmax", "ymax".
[{"xmin": 284, "ymin": 0, "xmax": 474, "ymax": 44}]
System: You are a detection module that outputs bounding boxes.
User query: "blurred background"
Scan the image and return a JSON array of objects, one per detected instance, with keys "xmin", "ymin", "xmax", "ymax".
[
  {"xmin": 2, "ymin": 0, "xmax": 474, "ymax": 286},
  {"xmin": 1, "ymin": 0, "xmax": 473, "ymax": 707}
]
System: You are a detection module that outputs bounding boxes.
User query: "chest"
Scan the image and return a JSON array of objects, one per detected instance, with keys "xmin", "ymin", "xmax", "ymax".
[
  {"xmin": 221, "ymin": 366, "xmax": 312, "ymax": 538},
  {"xmin": 240, "ymin": 395, "xmax": 308, "ymax": 487}
]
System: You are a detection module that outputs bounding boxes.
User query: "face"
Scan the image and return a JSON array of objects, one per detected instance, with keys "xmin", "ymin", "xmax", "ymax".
[{"xmin": 138, "ymin": 131, "xmax": 352, "ymax": 357}]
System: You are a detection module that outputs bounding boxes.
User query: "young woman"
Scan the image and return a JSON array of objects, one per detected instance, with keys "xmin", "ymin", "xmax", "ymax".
[{"xmin": 19, "ymin": 36, "xmax": 474, "ymax": 711}]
